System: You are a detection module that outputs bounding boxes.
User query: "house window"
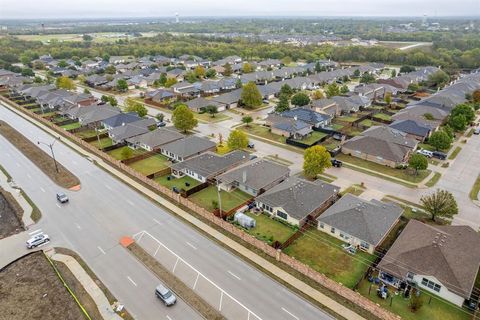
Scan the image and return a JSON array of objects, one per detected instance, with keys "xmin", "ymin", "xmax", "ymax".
[
  {"xmin": 330, "ymin": 227, "xmax": 335, "ymax": 234},
  {"xmin": 277, "ymin": 211, "xmax": 288, "ymax": 220},
  {"xmin": 421, "ymin": 278, "xmax": 441, "ymax": 292},
  {"xmin": 360, "ymin": 241, "xmax": 370, "ymax": 251},
  {"xmin": 319, "ymin": 223, "xmax": 324, "ymax": 229}
]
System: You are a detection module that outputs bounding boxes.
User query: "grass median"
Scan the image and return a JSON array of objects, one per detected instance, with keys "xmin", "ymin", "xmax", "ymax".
[{"xmin": 0, "ymin": 120, "xmax": 80, "ymax": 189}]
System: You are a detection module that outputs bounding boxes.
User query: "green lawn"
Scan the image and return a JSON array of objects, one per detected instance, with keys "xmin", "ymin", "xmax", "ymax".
[
  {"xmin": 448, "ymin": 146, "xmax": 462, "ymax": 160},
  {"xmin": 292, "ymin": 131, "xmax": 328, "ymax": 146},
  {"xmin": 75, "ymin": 129, "xmax": 100, "ymax": 139},
  {"xmin": 283, "ymin": 229, "xmax": 376, "ymax": 288},
  {"xmin": 90, "ymin": 137, "xmax": 113, "ymax": 149},
  {"xmin": 51, "ymin": 116, "xmax": 69, "ymax": 123},
  {"xmin": 39, "ymin": 111, "xmax": 57, "ymax": 117},
  {"xmin": 240, "ymin": 124, "xmax": 286, "ymax": 144},
  {"xmin": 154, "ymin": 174, "xmax": 201, "ymax": 192},
  {"xmin": 356, "ymin": 278, "xmax": 472, "ymax": 320},
  {"xmin": 242, "ymin": 212, "xmax": 297, "ymax": 244},
  {"xmin": 107, "ymin": 146, "xmax": 146, "ymax": 161},
  {"xmin": 330, "ymin": 123, "xmax": 344, "ymax": 131},
  {"xmin": 60, "ymin": 122, "xmax": 82, "ymax": 130},
  {"xmin": 425, "ymin": 172, "xmax": 441, "ymax": 187},
  {"xmin": 195, "ymin": 112, "xmax": 231, "ymax": 123},
  {"xmin": 372, "ymin": 113, "xmax": 392, "ymax": 121},
  {"xmin": 321, "ymin": 138, "xmax": 341, "ymax": 151},
  {"xmin": 359, "ymin": 119, "xmax": 382, "ymax": 128},
  {"xmin": 469, "ymin": 175, "xmax": 480, "ymax": 201},
  {"xmin": 189, "ymin": 186, "xmax": 252, "ymax": 212},
  {"xmin": 128, "ymin": 154, "xmax": 170, "ymax": 176},
  {"xmin": 336, "ymin": 116, "xmax": 358, "ymax": 123},
  {"xmin": 336, "ymin": 154, "xmax": 431, "ymax": 184}
]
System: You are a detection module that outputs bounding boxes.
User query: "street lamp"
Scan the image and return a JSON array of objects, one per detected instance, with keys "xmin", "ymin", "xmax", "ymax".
[{"xmin": 37, "ymin": 138, "xmax": 59, "ymax": 173}]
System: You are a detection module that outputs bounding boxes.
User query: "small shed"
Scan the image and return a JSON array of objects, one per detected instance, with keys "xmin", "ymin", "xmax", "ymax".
[{"xmin": 234, "ymin": 212, "xmax": 256, "ymax": 229}]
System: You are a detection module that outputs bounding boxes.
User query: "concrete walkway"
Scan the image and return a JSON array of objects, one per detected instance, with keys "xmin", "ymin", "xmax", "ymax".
[
  {"xmin": 50, "ymin": 252, "xmax": 123, "ymax": 320},
  {"xmin": 0, "ymin": 169, "xmax": 35, "ymax": 227},
  {"xmin": 3, "ymin": 96, "xmax": 367, "ymax": 319}
]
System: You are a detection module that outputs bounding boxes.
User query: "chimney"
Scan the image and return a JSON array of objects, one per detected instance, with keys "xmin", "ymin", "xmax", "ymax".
[{"xmin": 242, "ymin": 170, "xmax": 247, "ymax": 183}]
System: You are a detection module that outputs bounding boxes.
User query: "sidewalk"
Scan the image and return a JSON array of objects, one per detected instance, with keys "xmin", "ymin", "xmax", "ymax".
[
  {"xmin": 49, "ymin": 252, "xmax": 123, "ymax": 320},
  {"xmin": 2, "ymin": 99, "xmax": 368, "ymax": 319},
  {"xmin": 0, "ymin": 169, "xmax": 35, "ymax": 227}
]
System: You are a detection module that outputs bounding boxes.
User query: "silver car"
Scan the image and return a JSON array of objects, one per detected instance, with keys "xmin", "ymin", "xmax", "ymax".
[
  {"xmin": 26, "ymin": 234, "xmax": 50, "ymax": 249},
  {"xmin": 155, "ymin": 284, "xmax": 176, "ymax": 306}
]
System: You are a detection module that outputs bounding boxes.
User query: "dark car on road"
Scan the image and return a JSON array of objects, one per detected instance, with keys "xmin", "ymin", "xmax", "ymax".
[{"xmin": 331, "ymin": 159, "xmax": 343, "ymax": 167}]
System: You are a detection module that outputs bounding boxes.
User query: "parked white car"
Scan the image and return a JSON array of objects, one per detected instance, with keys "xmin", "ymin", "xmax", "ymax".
[
  {"xmin": 26, "ymin": 234, "xmax": 50, "ymax": 249},
  {"xmin": 416, "ymin": 149, "xmax": 433, "ymax": 158}
]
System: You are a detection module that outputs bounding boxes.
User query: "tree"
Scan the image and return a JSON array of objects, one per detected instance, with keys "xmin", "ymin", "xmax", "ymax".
[
  {"xmin": 275, "ymin": 94, "xmax": 290, "ymax": 113},
  {"xmin": 428, "ymin": 131, "xmax": 451, "ymax": 151},
  {"xmin": 227, "ymin": 130, "xmax": 248, "ymax": 150},
  {"xmin": 409, "ymin": 291, "xmax": 424, "ymax": 313},
  {"xmin": 205, "ymin": 68, "xmax": 217, "ymax": 78},
  {"xmin": 451, "ymin": 103, "xmax": 475, "ymax": 123},
  {"xmin": 223, "ymin": 63, "xmax": 233, "ymax": 76},
  {"xmin": 442, "ymin": 125, "xmax": 454, "ymax": 140},
  {"xmin": 158, "ymin": 73, "xmax": 167, "ymax": 86},
  {"xmin": 400, "ymin": 65, "xmax": 416, "ymax": 73},
  {"xmin": 121, "ymin": 147, "xmax": 133, "ymax": 159},
  {"xmin": 448, "ymin": 114, "xmax": 467, "ymax": 131},
  {"xmin": 124, "ymin": 98, "xmax": 148, "ymax": 117},
  {"xmin": 242, "ymin": 63, "xmax": 254, "ymax": 73},
  {"xmin": 172, "ymin": 104, "xmax": 197, "ymax": 133},
  {"xmin": 116, "ymin": 79, "xmax": 128, "ymax": 92},
  {"xmin": 391, "ymin": 69, "xmax": 397, "ymax": 77},
  {"xmin": 325, "ymin": 83, "xmax": 340, "ymax": 98},
  {"xmin": 165, "ymin": 77, "xmax": 177, "ymax": 88},
  {"xmin": 312, "ymin": 90, "xmax": 325, "ymax": 100},
  {"xmin": 353, "ymin": 69, "xmax": 361, "ymax": 78},
  {"xmin": 420, "ymin": 189, "xmax": 458, "ymax": 222},
  {"xmin": 314, "ymin": 61, "xmax": 322, "ymax": 73},
  {"xmin": 104, "ymin": 65, "xmax": 116, "ymax": 74},
  {"xmin": 473, "ymin": 89, "xmax": 480, "ymax": 104},
  {"xmin": 384, "ymin": 92, "xmax": 392, "ymax": 105},
  {"xmin": 82, "ymin": 34, "xmax": 93, "ymax": 41},
  {"xmin": 280, "ymin": 84, "xmax": 293, "ymax": 98},
  {"xmin": 155, "ymin": 113, "xmax": 165, "ymax": 122},
  {"xmin": 360, "ymin": 72, "xmax": 376, "ymax": 84},
  {"xmin": 242, "ymin": 116, "xmax": 253, "ymax": 127},
  {"xmin": 281, "ymin": 56, "xmax": 292, "ymax": 65},
  {"xmin": 185, "ymin": 71, "xmax": 198, "ymax": 83},
  {"xmin": 57, "ymin": 60, "xmax": 68, "ymax": 68},
  {"xmin": 194, "ymin": 65, "xmax": 206, "ymax": 78},
  {"xmin": 21, "ymin": 68, "xmax": 34, "ymax": 76},
  {"xmin": 205, "ymin": 105, "xmax": 218, "ymax": 118},
  {"xmin": 340, "ymin": 85, "xmax": 349, "ymax": 94},
  {"xmin": 291, "ymin": 92, "xmax": 310, "ymax": 106},
  {"xmin": 56, "ymin": 76, "xmax": 76, "ymax": 90},
  {"xmin": 240, "ymin": 82, "xmax": 262, "ymax": 109},
  {"xmin": 407, "ymin": 83, "xmax": 420, "ymax": 92},
  {"xmin": 427, "ymin": 70, "xmax": 450, "ymax": 88},
  {"xmin": 408, "ymin": 154, "xmax": 428, "ymax": 175},
  {"xmin": 303, "ymin": 145, "xmax": 332, "ymax": 179},
  {"xmin": 83, "ymin": 88, "xmax": 91, "ymax": 94}
]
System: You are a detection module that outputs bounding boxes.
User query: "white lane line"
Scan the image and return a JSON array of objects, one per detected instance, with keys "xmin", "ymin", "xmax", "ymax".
[
  {"xmin": 166, "ymin": 316, "xmax": 173, "ymax": 320},
  {"xmin": 75, "ymin": 223, "xmax": 82, "ymax": 230},
  {"xmin": 126, "ymin": 200, "xmax": 135, "ymax": 206},
  {"xmin": 97, "ymin": 246, "xmax": 106, "ymax": 255},
  {"xmin": 15, "ymin": 163, "xmax": 21, "ymax": 168},
  {"xmin": 186, "ymin": 241, "xmax": 197, "ymax": 250},
  {"xmin": 153, "ymin": 218, "xmax": 162, "ymax": 225},
  {"xmin": 282, "ymin": 307, "xmax": 299, "ymax": 320},
  {"xmin": 105, "ymin": 184, "xmax": 112, "ymax": 191},
  {"xmin": 29, "ymin": 229, "xmax": 42, "ymax": 235},
  {"xmin": 40, "ymin": 187, "xmax": 45, "ymax": 193},
  {"xmin": 227, "ymin": 270, "xmax": 241, "ymax": 281},
  {"xmin": 56, "ymin": 204, "xmax": 61, "ymax": 208},
  {"xmin": 26, "ymin": 174, "xmax": 31, "ymax": 179},
  {"xmin": 127, "ymin": 276, "xmax": 137, "ymax": 287}
]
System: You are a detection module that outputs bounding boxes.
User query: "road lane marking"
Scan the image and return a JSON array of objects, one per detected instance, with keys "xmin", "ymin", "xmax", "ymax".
[
  {"xmin": 40, "ymin": 187, "xmax": 45, "ymax": 193},
  {"xmin": 29, "ymin": 229, "xmax": 42, "ymax": 235},
  {"xmin": 282, "ymin": 308, "xmax": 299, "ymax": 320},
  {"xmin": 127, "ymin": 276, "xmax": 137, "ymax": 287},
  {"xmin": 105, "ymin": 184, "xmax": 112, "ymax": 191},
  {"xmin": 193, "ymin": 273, "xmax": 200, "ymax": 290},
  {"xmin": 126, "ymin": 200, "xmax": 135, "ymax": 206},
  {"xmin": 153, "ymin": 218, "xmax": 162, "ymax": 225},
  {"xmin": 172, "ymin": 257, "xmax": 180, "ymax": 273},
  {"xmin": 97, "ymin": 246, "xmax": 106, "ymax": 255},
  {"xmin": 227, "ymin": 270, "xmax": 241, "ymax": 280},
  {"xmin": 26, "ymin": 174, "xmax": 31, "ymax": 179},
  {"xmin": 219, "ymin": 291, "xmax": 224, "ymax": 311},
  {"xmin": 56, "ymin": 204, "xmax": 61, "ymax": 208},
  {"xmin": 186, "ymin": 241, "xmax": 197, "ymax": 250},
  {"xmin": 75, "ymin": 223, "xmax": 82, "ymax": 230},
  {"xmin": 166, "ymin": 316, "xmax": 173, "ymax": 320}
]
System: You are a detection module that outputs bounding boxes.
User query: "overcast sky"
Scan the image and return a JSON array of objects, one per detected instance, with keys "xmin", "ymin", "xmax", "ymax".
[{"xmin": 1, "ymin": 0, "xmax": 479, "ymax": 19}]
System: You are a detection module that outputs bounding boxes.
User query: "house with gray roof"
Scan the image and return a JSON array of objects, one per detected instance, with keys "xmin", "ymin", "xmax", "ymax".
[
  {"xmin": 101, "ymin": 112, "xmax": 142, "ymax": 130},
  {"xmin": 108, "ymin": 118, "xmax": 156, "ymax": 145},
  {"xmin": 391, "ymin": 105, "xmax": 447, "ymax": 130},
  {"xmin": 211, "ymin": 89, "xmax": 242, "ymax": 109},
  {"xmin": 280, "ymin": 107, "xmax": 332, "ymax": 128},
  {"xmin": 377, "ymin": 219, "xmax": 480, "ymax": 307},
  {"xmin": 126, "ymin": 127, "xmax": 184, "ymax": 151},
  {"xmin": 256, "ymin": 177, "xmax": 339, "ymax": 226},
  {"xmin": 76, "ymin": 104, "xmax": 121, "ymax": 127},
  {"xmin": 160, "ymin": 136, "xmax": 216, "ymax": 162},
  {"xmin": 389, "ymin": 119, "xmax": 431, "ymax": 141},
  {"xmin": 310, "ymin": 99, "xmax": 340, "ymax": 117},
  {"xmin": 218, "ymin": 158, "xmax": 290, "ymax": 196},
  {"xmin": 185, "ymin": 97, "xmax": 225, "ymax": 112},
  {"xmin": 317, "ymin": 194, "xmax": 403, "ymax": 254},
  {"xmin": 170, "ymin": 150, "xmax": 249, "ymax": 183},
  {"xmin": 265, "ymin": 114, "xmax": 313, "ymax": 139},
  {"xmin": 341, "ymin": 126, "xmax": 418, "ymax": 168},
  {"xmin": 332, "ymin": 95, "xmax": 371, "ymax": 114},
  {"xmin": 145, "ymin": 89, "xmax": 176, "ymax": 103}
]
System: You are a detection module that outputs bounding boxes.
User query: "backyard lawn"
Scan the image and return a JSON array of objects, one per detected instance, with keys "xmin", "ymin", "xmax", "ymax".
[
  {"xmin": 89, "ymin": 137, "xmax": 113, "ymax": 149},
  {"xmin": 243, "ymin": 211, "xmax": 297, "ymax": 244},
  {"xmin": 128, "ymin": 154, "xmax": 170, "ymax": 176},
  {"xmin": 195, "ymin": 112, "xmax": 231, "ymax": 123},
  {"xmin": 189, "ymin": 186, "xmax": 252, "ymax": 212},
  {"xmin": 330, "ymin": 123, "xmax": 344, "ymax": 131},
  {"xmin": 107, "ymin": 146, "xmax": 145, "ymax": 161},
  {"xmin": 372, "ymin": 113, "xmax": 392, "ymax": 121},
  {"xmin": 336, "ymin": 154, "xmax": 431, "ymax": 184},
  {"xmin": 336, "ymin": 116, "xmax": 357, "ymax": 123},
  {"xmin": 283, "ymin": 229, "xmax": 376, "ymax": 288},
  {"xmin": 60, "ymin": 122, "xmax": 81, "ymax": 131},
  {"xmin": 154, "ymin": 174, "xmax": 201, "ymax": 192},
  {"xmin": 240, "ymin": 124, "xmax": 286, "ymax": 144},
  {"xmin": 291, "ymin": 131, "xmax": 328, "ymax": 146},
  {"xmin": 356, "ymin": 278, "xmax": 472, "ymax": 320},
  {"xmin": 75, "ymin": 129, "xmax": 99, "ymax": 139}
]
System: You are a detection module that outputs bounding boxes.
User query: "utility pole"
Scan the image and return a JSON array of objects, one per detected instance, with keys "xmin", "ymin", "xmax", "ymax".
[
  {"xmin": 37, "ymin": 138, "xmax": 59, "ymax": 173},
  {"xmin": 216, "ymin": 179, "xmax": 222, "ymax": 218}
]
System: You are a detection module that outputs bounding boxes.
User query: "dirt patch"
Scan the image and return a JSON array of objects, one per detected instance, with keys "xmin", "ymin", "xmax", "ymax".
[
  {"xmin": 0, "ymin": 188, "xmax": 24, "ymax": 239},
  {"xmin": 0, "ymin": 120, "xmax": 80, "ymax": 189},
  {"xmin": 0, "ymin": 251, "xmax": 86, "ymax": 320},
  {"xmin": 54, "ymin": 247, "xmax": 134, "ymax": 320},
  {"xmin": 127, "ymin": 243, "xmax": 225, "ymax": 320}
]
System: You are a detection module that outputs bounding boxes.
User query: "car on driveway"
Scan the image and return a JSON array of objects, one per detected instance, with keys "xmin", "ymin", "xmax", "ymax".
[
  {"xmin": 56, "ymin": 192, "xmax": 69, "ymax": 203},
  {"xmin": 474, "ymin": 128, "xmax": 480, "ymax": 135},
  {"xmin": 432, "ymin": 151, "xmax": 447, "ymax": 160},
  {"xmin": 155, "ymin": 284, "xmax": 176, "ymax": 306},
  {"xmin": 331, "ymin": 159, "xmax": 343, "ymax": 167},
  {"xmin": 26, "ymin": 234, "xmax": 50, "ymax": 249},
  {"xmin": 416, "ymin": 149, "xmax": 433, "ymax": 158}
]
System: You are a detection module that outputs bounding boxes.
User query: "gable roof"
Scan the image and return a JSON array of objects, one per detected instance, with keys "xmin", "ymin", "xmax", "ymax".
[
  {"xmin": 362, "ymin": 126, "xmax": 417, "ymax": 149},
  {"xmin": 280, "ymin": 107, "xmax": 331, "ymax": 125},
  {"xmin": 108, "ymin": 118, "xmax": 156, "ymax": 142},
  {"xmin": 211, "ymin": 89, "xmax": 242, "ymax": 105},
  {"xmin": 318, "ymin": 194, "xmax": 403, "ymax": 246},
  {"xmin": 256, "ymin": 176, "xmax": 339, "ymax": 221},
  {"xmin": 102, "ymin": 112, "xmax": 142, "ymax": 128},
  {"xmin": 218, "ymin": 158, "xmax": 290, "ymax": 191},
  {"xmin": 161, "ymin": 136, "xmax": 216, "ymax": 158},
  {"xmin": 389, "ymin": 119, "xmax": 431, "ymax": 138},
  {"xmin": 378, "ymin": 219, "xmax": 480, "ymax": 299},
  {"xmin": 126, "ymin": 127, "xmax": 184, "ymax": 149},
  {"xmin": 185, "ymin": 97, "xmax": 223, "ymax": 111}
]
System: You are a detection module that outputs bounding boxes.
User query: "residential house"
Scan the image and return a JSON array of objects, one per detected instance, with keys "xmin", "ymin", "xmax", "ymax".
[
  {"xmin": 255, "ymin": 177, "xmax": 339, "ymax": 226},
  {"xmin": 341, "ymin": 126, "xmax": 418, "ymax": 168},
  {"xmin": 391, "ymin": 105, "xmax": 448, "ymax": 130},
  {"xmin": 101, "ymin": 112, "xmax": 142, "ymax": 131},
  {"xmin": 126, "ymin": 127, "xmax": 184, "ymax": 151},
  {"xmin": 332, "ymin": 95, "xmax": 371, "ymax": 114},
  {"xmin": 265, "ymin": 114, "xmax": 313, "ymax": 139},
  {"xmin": 108, "ymin": 118, "xmax": 156, "ymax": 145},
  {"xmin": 77, "ymin": 104, "xmax": 121, "ymax": 127},
  {"xmin": 185, "ymin": 97, "xmax": 225, "ymax": 112},
  {"xmin": 170, "ymin": 150, "xmax": 249, "ymax": 183},
  {"xmin": 310, "ymin": 99, "xmax": 340, "ymax": 117},
  {"xmin": 389, "ymin": 119, "xmax": 432, "ymax": 142},
  {"xmin": 377, "ymin": 219, "xmax": 480, "ymax": 307},
  {"xmin": 160, "ymin": 136, "xmax": 216, "ymax": 162},
  {"xmin": 85, "ymin": 75, "xmax": 108, "ymax": 87},
  {"xmin": 280, "ymin": 108, "xmax": 332, "ymax": 128},
  {"xmin": 317, "ymin": 194, "xmax": 403, "ymax": 254},
  {"xmin": 211, "ymin": 89, "xmax": 242, "ymax": 109},
  {"xmin": 218, "ymin": 158, "xmax": 290, "ymax": 196},
  {"xmin": 145, "ymin": 89, "xmax": 176, "ymax": 104}
]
